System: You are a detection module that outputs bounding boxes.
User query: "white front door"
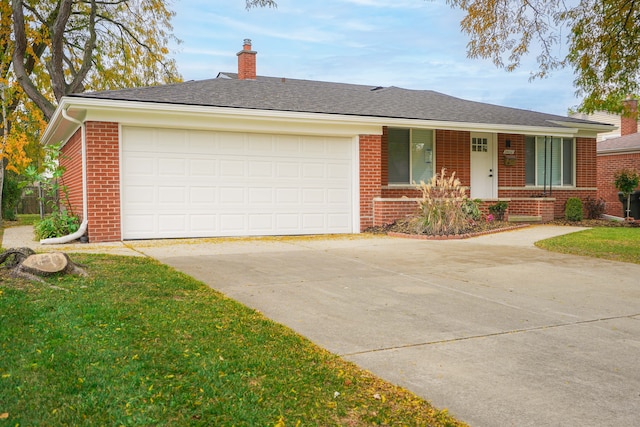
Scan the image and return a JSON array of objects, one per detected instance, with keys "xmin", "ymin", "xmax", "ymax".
[{"xmin": 470, "ymin": 133, "xmax": 496, "ymax": 199}]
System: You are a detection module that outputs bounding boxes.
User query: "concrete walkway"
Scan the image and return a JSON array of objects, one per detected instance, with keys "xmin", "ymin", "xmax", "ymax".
[{"xmin": 3, "ymin": 225, "xmax": 640, "ymax": 426}]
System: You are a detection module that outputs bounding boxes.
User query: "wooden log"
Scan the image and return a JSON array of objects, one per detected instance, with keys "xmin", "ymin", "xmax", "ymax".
[{"xmin": 18, "ymin": 253, "xmax": 87, "ymax": 277}]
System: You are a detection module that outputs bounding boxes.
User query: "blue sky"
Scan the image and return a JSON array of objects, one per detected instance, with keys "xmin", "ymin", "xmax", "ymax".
[{"xmin": 170, "ymin": 0, "xmax": 577, "ymax": 116}]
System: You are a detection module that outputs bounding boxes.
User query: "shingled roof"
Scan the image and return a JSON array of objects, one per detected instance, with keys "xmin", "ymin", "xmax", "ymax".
[
  {"xmin": 598, "ymin": 132, "xmax": 640, "ymax": 153},
  {"xmin": 71, "ymin": 72, "xmax": 604, "ymax": 130}
]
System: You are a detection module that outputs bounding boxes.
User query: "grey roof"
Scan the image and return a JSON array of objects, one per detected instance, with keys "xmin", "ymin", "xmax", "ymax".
[
  {"xmin": 598, "ymin": 132, "xmax": 640, "ymax": 153},
  {"xmin": 71, "ymin": 73, "xmax": 608, "ymax": 129}
]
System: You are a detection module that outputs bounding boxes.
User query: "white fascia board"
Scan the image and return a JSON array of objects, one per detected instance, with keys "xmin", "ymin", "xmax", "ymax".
[
  {"xmin": 57, "ymin": 98, "xmax": 383, "ymax": 137},
  {"xmin": 380, "ymin": 118, "xmax": 580, "ymax": 136},
  {"xmin": 41, "ymin": 99, "xmax": 86, "ymax": 146}
]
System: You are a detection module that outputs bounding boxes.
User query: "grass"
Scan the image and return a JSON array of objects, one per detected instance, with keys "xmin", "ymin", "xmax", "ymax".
[
  {"xmin": 3, "ymin": 214, "xmax": 40, "ymax": 227},
  {"xmin": 0, "ymin": 254, "xmax": 465, "ymax": 426},
  {"xmin": 535, "ymin": 227, "xmax": 640, "ymax": 264}
]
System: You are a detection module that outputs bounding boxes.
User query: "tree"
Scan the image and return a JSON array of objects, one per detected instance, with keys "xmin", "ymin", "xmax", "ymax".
[
  {"xmin": 11, "ymin": 0, "xmax": 183, "ymax": 121},
  {"xmin": 446, "ymin": 0, "xmax": 640, "ymax": 115},
  {"xmin": 614, "ymin": 168, "xmax": 640, "ymax": 218},
  {"xmin": 2, "ymin": 0, "xmax": 277, "ymax": 225},
  {"xmin": 2, "ymin": 0, "xmax": 184, "ymax": 223}
]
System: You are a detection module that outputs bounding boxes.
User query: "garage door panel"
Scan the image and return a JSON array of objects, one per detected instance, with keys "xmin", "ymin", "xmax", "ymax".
[
  {"xmin": 190, "ymin": 215, "xmax": 216, "ymax": 232},
  {"xmin": 158, "ymin": 158, "xmax": 187, "ymax": 176},
  {"xmin": 158, "ymin": 186, "xmax": 186, "ymax": 203},
  {"xmin": 159, "ymin": 214, "xmax": 186, "ymax": 232},
  {"xmin": 220, "ymin": 159, "xmax": 245, "ymax": 177},
  {"xmin": 219, "ymin": 187, "xmax": 245, "ymax": 203},
  {"xmin": 125, "ymin": 155, "xmax": 154, "ymax": 175},
  {"xmin": 219, "ymin": 133, "xmax": 246, "ymax": 152},
  {"xmin": 188, "ymin": 131, "xmax": 217, "ymax": 154},
  {"xmin": 122, "ymin": 127, "xmax": 354, "ymax": 239},
  {"xmin": 248, "ymin": 188, "xmax": 274, "ymax": 203},
  {"xmin": 248, "ymin": 161, "xmax": 274, "ymax": 177},
  {"xmin": 124, "ymin": 185, "xmax": 154, "ymax": 204},
  {"xmin": 189, "ymin": 160, "xmax": 216, "ymax": 177},
  {"xmin": 190, "ymin": 187, "xmax": 216, "ymax": 203},
  {"xmin": 276, "ymin": 162, "xmax": 300, "ymax": 178}
]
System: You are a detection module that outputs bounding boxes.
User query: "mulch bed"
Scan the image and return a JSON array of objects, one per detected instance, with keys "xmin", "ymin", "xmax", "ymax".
[{"xmin": 365, "ymin": 217, "xmax": 639, "ymax": 240}]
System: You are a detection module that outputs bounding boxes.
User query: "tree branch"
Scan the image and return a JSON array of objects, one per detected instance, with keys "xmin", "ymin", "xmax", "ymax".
[{"xmin": 11, "ymin": 0, "xmax": 56, "ymax": 120}]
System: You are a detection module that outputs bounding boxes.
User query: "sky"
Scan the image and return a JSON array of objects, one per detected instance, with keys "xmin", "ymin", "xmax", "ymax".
[{"xmin": 169, "ymin": 0, "xmax": 578, "ymax": 117}]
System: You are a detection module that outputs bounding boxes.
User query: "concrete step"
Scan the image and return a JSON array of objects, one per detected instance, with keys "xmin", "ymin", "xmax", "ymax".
[{"xmin": 508, "ymin": 215, "xmax": 542, "ymax": 223}]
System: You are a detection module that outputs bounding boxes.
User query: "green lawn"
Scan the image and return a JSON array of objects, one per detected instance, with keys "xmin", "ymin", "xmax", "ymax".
[
  {"xmin": 535, "ymin": 227, "xmax": 640, "ymax": 264},
  {"xmin": 0, "ymin": 254, "xmax": 464, "ymax": 426}
]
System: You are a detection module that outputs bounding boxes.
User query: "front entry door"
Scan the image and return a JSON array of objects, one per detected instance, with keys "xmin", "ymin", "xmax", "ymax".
[{"xmin": 470, "ymin": 133, "xmax": 496, "ymax": 198}]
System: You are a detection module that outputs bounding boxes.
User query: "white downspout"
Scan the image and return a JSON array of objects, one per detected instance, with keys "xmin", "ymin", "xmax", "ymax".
[{"xmin": 40, "ymin": 108, "xmax": 88, "ymax": 244}]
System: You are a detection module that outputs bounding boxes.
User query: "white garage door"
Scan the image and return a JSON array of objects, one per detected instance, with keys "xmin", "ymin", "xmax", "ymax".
[{"xmin": 121, "ymin": 127, "xmax": 355, "ymax": 239}]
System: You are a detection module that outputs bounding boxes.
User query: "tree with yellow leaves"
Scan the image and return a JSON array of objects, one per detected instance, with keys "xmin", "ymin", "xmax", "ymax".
[{"xmin": 446, "ymin": 0, "xmax": 640, "ymax": 116}]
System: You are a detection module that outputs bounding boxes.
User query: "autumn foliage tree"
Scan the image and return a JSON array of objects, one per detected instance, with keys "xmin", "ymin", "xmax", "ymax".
[
  {"xmin": 446, "ymin": 0, "xmax": 640, "ymax": 116},
  {"xmin": 1, "ymin": 0, "xmax": 185, "ymax": 221}
]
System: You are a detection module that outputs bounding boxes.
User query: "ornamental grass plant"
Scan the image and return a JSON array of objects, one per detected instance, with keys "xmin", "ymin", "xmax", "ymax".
[{"xmin": 411, "ymin": 168, "xmax": 471, "ymax": 235}]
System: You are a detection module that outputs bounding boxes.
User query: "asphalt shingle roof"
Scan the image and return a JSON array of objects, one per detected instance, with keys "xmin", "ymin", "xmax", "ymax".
[
  {"xmin": 71, "ymin": 73, "xmax": 606, "ymax": 129},
  {"xmin": 598, "ymin": 133, "xmax": 640, "ymax": 153}
]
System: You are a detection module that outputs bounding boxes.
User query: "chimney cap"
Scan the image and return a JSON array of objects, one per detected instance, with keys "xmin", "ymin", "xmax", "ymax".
[{"xmin": 243, "ymin": 38, "xmax": 252, "ymax": 48}]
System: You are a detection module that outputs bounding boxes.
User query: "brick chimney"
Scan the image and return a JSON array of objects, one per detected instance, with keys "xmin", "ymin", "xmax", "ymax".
[
  {"xmin": 621, "ymin": 96, "xmax": 638, "ymax": 136},
  {"xmin": 237, "ymin": 38, "xmax": 257, "ymax": 80}
]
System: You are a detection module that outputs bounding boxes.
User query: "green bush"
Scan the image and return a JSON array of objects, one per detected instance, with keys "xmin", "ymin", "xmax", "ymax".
[
  {"xmin": 463, "ymin": 198, "xmax": 482, "ymax": 221},
  {"xmin": 488, "ymin": 201, "xmax": 508, "ymax": 221},
  {"xmin": 411, "ymin": 167, "xmax": 470, "ymax": 235},
  {"xmin": 34, "ymin": 211, "xmax": 80, "ymax": 240},
  {"xmin": 565, "ymin": 197, "xmax": 584, "ymax": 221},
  {"xmin": 584, "ymin": 196, "xmax": 606, "ymax": 219},
  {"xmin": 2, "ymin": 171, "xmax": 22, "ymax": 221}
]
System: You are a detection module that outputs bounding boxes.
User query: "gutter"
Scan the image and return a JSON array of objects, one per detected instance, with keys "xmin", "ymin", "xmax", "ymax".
[{"xmin": 40, "ymin": 108, "xmax": 89, "ymax": 244}]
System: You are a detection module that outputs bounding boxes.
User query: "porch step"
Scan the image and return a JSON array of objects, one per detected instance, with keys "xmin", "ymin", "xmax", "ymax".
[{"xmin": 508, "ymin": 215, "xmax": 542, "ymax": 223}]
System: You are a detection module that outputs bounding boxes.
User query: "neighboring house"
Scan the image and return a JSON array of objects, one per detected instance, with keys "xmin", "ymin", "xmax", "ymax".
[
  {"xmin": 596, "ymin": 97, "xmax": 640, "ymax": 217},
  {"xmin": 42, "ymin": 40, "xmax": 614, "ymax": 243},
  {"xmin": 572, "ymin": 108, "xmax": 640, "ymax": 142}
]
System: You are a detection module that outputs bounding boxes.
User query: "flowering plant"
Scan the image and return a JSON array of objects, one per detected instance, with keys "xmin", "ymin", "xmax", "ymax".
[{"xmin": 486, "ymin": 214, "xmax": 494, "ymax": 222}]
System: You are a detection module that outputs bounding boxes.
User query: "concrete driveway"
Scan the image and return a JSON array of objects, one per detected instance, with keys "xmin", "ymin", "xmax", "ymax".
[{"xmin": 128, "ymin": 226, "xmax": 640, "ymax": 427}]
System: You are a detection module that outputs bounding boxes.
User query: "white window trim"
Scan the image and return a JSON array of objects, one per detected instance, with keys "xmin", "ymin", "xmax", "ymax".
[{"xmin": 526, "ymin": 136, "xmax": 576, "ymax": 188}]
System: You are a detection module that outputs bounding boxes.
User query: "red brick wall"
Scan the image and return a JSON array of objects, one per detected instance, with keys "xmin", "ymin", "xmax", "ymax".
[
  {"xmin": 435, "ymin": 129, "xmax": 471, "ymax": 186},
  {"xmin": 498, "ymin": 188, "xmax": 597, "ymax": 218},
  {"xmin": 373, "ymin": 198, "xmax": 418, "ymax": 226},
  {"xmin": 359, "ymin": 134, "xmax": 383, "ymax": 230},
  {"xmin": 497, "ymin": 133, "xmax": 525, "ymax": 187},
  {"xmin": 85, "ymin": 121, "xmax": 121, "ymax": 242},
  {"xmin": 59, "ymin": 128, "xmax": 84, "ymax": 218},
  {"xmin": 576, "ymin": 137, "xmax": 597, "ymax": 187},
  {"xmin": 597, "ymin": 152, "xmax": 640, "ymax": 216}
]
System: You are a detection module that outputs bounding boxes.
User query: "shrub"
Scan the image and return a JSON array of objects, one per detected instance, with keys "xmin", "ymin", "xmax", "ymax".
[
  {"xmin": 565, "ymin": 197, "xmax": 584, "ymax": 221},
  {"xmin": 488, "ymin": 201, "xmax": 508, "ymax": 221},
  {"xmin": 2, "ymin": 171, "xmax": 22, "ymax": 221},
  {"xmin": 584, "ymin": 196, "xmax": 606, "ymax": 219},
  {"xmin": 34, "ymin": 211, "xmax": 80, "ymax": 240},
  {"xmin": 462, "ymin": 198, "xmax": 482, "ymax": 221},
  {"xmin": 411, "ymin": 167, "xmax": 470, "ymax": 235}
]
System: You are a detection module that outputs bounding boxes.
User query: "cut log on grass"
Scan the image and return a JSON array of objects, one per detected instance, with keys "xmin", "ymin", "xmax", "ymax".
[
  {"xmin": 0, "ymin": 247, "xmax": 87, "ymax": 284},
  {"xmin": 19, "ymin": 253, "xmax": 87, "ymax": 277}
]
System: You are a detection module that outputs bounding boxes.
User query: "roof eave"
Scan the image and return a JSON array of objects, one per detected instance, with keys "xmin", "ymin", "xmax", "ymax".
[
  {"xmin": 42, "ymin": 97, "xmax": 608, "ymax": 143},
  {"xmin": 41, "ymin": 98, "xmax": 87, "ymax": 146},
  {"xmin": 547, "ymin": 120, "xmax": 617, "ymax": 133}
]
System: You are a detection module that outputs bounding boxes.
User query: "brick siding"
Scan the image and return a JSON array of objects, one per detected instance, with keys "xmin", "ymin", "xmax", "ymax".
[
  {"xmin": 59, "ymin": 128, "xmax": 84, "ymax": 219},
  {"xmin": 597, "ymin": 151, "xmax": 640, "ymax": 216},
  {"xmin": 359, "ymin": 133, "xmax": 383, "ymax": 230},
  {"xmin": 85, "ymin": 121, "xmax": 121, "ymax": 242}
]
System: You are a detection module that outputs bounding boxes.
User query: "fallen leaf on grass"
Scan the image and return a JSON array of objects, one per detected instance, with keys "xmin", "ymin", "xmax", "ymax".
[{"xmin": 0, "ymin": 413, "xmax": 9, "ymax": 419}]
